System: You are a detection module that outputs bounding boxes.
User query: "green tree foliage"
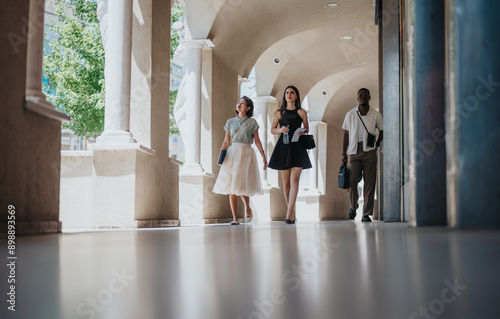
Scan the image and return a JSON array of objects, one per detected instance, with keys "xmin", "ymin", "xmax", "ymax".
[
  {"xmin": 169, "ymin": 4, "xmax": 184, "ymax": 137},
  {"xmin": 43, "ymin": 0, "xmax": 104, "ymax": 139},
  {"xmin": 170, "ymin": 4, "xmax": 184, "ymax": 60},
  {"xmin": 43, "ymin": 0, "xmax": 184, "ymax": 139},
  {"xmin": 169, "ymin": 90, "xmax": 180, "ymax": 136}
]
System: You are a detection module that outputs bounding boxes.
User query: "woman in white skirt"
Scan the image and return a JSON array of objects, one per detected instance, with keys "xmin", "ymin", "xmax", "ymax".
[{"xmin": 212, "ymin": 96, "xmax": 267, "ymax": 225}]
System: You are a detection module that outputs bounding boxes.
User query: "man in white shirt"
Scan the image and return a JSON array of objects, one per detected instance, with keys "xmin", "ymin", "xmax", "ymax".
[{"xmin": 341, "ymin": 88, "xmax": 384, "ymax": 222}]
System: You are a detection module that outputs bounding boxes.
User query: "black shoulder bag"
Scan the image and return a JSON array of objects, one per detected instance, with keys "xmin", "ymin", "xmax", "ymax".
[{"xmin": 357, "ymin": 112, "xmax": 376, "ymax": 148}]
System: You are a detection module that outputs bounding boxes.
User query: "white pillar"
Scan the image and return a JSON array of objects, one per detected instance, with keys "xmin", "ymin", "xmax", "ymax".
[
  {"xmin": 98, "ymin": 0, "xmax": 135, "ymax": 145},
  {"xmin": 254, "ymin": 96, "xmax": 277, "ymax": 187},
  {"xmin": 238, "ymin": 76, "xmax": 249, "ymax": 98},
  {"xmin": 180, "ymin": 39, "xmax": 214, "ymax": 173},
  {"xmin": 307, "ymin": 121, "xmax": 322, "ymax": 194}
]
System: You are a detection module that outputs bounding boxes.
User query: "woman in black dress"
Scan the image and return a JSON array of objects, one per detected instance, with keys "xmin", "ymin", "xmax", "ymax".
[{"xmin": 268, "ymin": 85, "xmax": 312, "ymax": 224}]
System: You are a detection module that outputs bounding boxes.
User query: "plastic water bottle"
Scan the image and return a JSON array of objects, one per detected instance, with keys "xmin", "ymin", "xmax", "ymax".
[{"xmin": 283, "ymin": 126, "xmax": 289, "ymax": 144}]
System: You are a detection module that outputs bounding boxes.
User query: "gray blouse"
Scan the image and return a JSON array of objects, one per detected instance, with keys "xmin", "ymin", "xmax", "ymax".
[{"xmin": 224, "ymin": 116, "xmax": 260, "ymax": 144}]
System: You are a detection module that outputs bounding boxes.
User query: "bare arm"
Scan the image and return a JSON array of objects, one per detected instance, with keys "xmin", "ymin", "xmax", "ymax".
[
  {"xmin": 221, "ymin": 131, "xmax": 231, "ymax": 150},
  {"xmin": 217, "ymin": 131, "xmax": 231, "ymax": 166},
  {"xmin": 342, "ymin": 130, "xmax": 349, "ymax": 163},
  {"xmin": 376, "ymin": 131, "xmax": 384, "ymax": 147},
  {"xmin": 270, "ymin": 111, "xmax": 289, "ymax": 135},
  {"xmin": 253, "ymin": 130, "xmax": 267, "ymax": 170}
]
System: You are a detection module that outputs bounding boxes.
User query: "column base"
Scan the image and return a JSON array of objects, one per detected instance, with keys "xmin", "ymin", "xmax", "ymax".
[
  {"xmin": 95, "ymin": 130, "xmax": 137, "ymax": 145},
  {"xmin": 252, "ymin": 186, "xmax": 287, "ymax": 222},
  {"xmin": 135, "ymin": 219, "xmax": 181, "ymax": 228},
  {"xmin": 204, "ymin": 218, "xmax": 233, "ymax": 224},
  {"xmin": 15, "ymin": 221, "xmax": 62, "ymax": 235},
  {"xmin": 296, "ymin": 192, "xmax": 321, "ymax": 221},
  {"xmin": 179, "ymin": 173, "xmax": 214, "ymax": 224},
  {"xmin": 59, "ymin": 146, "xmax": 178, "ymax": 229}
]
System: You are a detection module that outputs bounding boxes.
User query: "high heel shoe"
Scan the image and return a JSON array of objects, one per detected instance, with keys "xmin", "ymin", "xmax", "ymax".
[
  {"xmin": 245, "ymin": 209, "xmax": 253, "ymax": 223},
  {"xmin": 285, "ymin": 219, "xmax": 292, "ymax": 224}
]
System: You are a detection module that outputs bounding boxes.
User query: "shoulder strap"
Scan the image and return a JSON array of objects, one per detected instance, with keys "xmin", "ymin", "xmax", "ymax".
[
  {"xmin": 232, "ymin": 118, "xmax": 252, "ymax": 141},
  {"xmin": 356, "ymin": 111, "xmax": 369, "ymax": 133}
]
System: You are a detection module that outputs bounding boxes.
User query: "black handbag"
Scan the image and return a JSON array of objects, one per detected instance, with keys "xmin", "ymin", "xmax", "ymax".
[
  {"xmin": 338, "ymin": 162, "xmax": 349, "ymax": 189},
  {"xmin": 217, "ymin": 149, "xmax": 227, "ymax": 165},
  {"xmin": 300, "ymin": 134, "xmax": 316, "ymax": 150}
]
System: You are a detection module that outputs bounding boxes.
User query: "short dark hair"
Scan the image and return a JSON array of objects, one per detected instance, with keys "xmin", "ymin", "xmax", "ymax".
[
  {"xmin": 235, "ymin": 96, "xmax": 254, "ymax": 117},
  {"xmin": 357, "ymin": 88, "xmax": 370, "ymax": 95}
]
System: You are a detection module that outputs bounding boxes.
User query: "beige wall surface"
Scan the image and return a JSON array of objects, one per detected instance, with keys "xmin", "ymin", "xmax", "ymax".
[{"xmin": 1, "ymin": 0, "xmax": 62, "ymax": 234}]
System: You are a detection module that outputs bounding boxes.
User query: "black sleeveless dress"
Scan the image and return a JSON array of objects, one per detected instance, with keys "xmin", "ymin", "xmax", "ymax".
[{"xmin": 268, "ymin": 108, "xmax": 312, "ymax": 170}]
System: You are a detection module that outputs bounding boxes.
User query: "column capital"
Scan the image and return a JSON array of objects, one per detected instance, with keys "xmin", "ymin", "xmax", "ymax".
[
  {"xmin": 181, "ymin": 39, "xmax": 215, "ymax": 50},
  {"xmin": 238, "ymin": 75, "xmax": 250, "ymax": 84}
]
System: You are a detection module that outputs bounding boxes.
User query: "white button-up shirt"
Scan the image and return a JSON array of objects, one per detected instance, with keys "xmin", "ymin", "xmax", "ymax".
[{"xmin": 342, "ymin": 106, "xmax": 383, "ymax": 154}]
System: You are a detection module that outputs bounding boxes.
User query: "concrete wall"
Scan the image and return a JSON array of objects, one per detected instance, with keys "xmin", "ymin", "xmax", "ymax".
[
  {"xmin": 131, "ymin": 0, "xmax": 180, "ymax": 223},
  {"xmin": 60, "ymin": 152, "xmax": 93, "ymax": 229},
  {"xmin": 319, "ymin": 124, "xmax": 350, "ymax": 220},
  {"xmin": 202, "ymin": 50, "xmax": 241, "ymax": 221},
  {"xmin": 0, "ymin": 0, "xmax": 62, "ymax": 234}
]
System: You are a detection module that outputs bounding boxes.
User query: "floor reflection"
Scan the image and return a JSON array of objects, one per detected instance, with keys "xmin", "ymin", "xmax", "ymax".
[{"xmin": 2, "ymin": 223, "xmax": 499, "ymax": 319}]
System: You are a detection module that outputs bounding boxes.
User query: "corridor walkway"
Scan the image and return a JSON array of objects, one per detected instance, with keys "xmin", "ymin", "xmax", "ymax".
[{"xmin": 2, "ymin": 221, "xmax": 498, "ymax": 319}]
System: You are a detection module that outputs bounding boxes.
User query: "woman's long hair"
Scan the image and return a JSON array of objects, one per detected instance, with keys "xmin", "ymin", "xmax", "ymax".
[{"xmin": 278, "ymin": 85, "xmax": 301, "ymax": 115}]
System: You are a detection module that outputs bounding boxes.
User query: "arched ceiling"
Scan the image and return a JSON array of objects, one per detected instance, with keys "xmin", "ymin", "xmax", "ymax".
[
  {"xmin": 185, "ymin": 0, "xmax": 379, "ymax": 124},
  {"xmin": 307, "ymin": 69, "xmax": 379, "ymax": 122}
]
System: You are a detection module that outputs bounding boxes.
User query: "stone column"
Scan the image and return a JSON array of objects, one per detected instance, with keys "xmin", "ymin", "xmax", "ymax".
[
  {"xmin": 413, "ymin": 0, "xmax": 447, "ymax": 226},
  {"xmin": 448, "ymin": 0, "xmax": 500, "ymax": 228},
  {"xmin": 381, "ymin": 0, "xmax": 401, "ymax": 221},
  {"xmin": 307, "ymin": 121, "xmax": 321, "ymax": 193},
  {"xmin": 296, "ymin": 121, "xmax": 326, "ymax": 222},
  {"xmin": 2, "ymin": 0, "xmax": 65, "ymax": 234},
  {"xmin": 250, "ymin": 96, "xmax": 287, "ymax": 221},
  {"xmin": 180, "ymin": 39, "xmax": 214, "ymax": 173},
  {"xmin": 97, "ymin": 0, "xmax": 135, "ymax": 145},
  {"xmin": 254, "ymin": 96, "xmax": 277, "ymax": 187},
  {"xmin": 238, "ymin": 76, "xmax": 246, "ymax": 98}
]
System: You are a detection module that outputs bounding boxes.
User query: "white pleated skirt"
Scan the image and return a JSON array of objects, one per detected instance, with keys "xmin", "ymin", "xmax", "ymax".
[{"xmin": 212, "ymin": 143, "xmax": 263, "ymax": 196}]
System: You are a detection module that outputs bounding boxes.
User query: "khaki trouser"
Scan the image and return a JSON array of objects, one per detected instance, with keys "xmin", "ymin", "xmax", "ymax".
[{"xmin": 348, "ymin": 142, "xmax": 377, "ymax": 216}]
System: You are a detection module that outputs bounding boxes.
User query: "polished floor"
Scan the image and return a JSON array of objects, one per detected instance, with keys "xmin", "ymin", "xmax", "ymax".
[{"xmin": 1, "ymin": 221, "xmax": 499, "ymax": 319}]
